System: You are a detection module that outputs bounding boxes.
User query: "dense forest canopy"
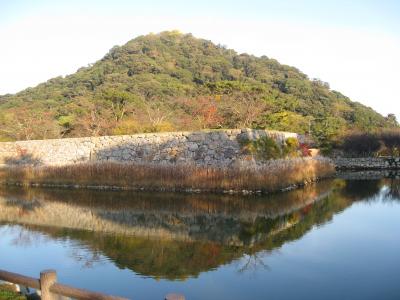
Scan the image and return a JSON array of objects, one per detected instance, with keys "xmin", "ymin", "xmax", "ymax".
[{"xmin": 0, "ymin": 30, "xmax": 397, "ymax": 143}]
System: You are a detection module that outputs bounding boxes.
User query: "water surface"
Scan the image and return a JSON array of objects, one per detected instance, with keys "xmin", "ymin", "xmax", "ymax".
[{"xmin": 0, "ymin": 176, "xmax": 399, "ymax": 299}]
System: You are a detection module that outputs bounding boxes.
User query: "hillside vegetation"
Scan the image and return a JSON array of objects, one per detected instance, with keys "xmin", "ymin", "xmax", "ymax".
[{"xmin": 0, "ymin": 30, "xmax": 397, "ymax": 143}]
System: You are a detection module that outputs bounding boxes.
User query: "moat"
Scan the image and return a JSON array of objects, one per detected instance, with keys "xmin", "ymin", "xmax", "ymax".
[{"xmin": 0, "ymin": 174, "xmax": 399, "ymax": 299}]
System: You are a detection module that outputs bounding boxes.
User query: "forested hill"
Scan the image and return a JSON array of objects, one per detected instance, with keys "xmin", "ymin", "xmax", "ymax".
[{"xmin": 0, "ymin": 30, "xmax": 397, "ymax": 142}]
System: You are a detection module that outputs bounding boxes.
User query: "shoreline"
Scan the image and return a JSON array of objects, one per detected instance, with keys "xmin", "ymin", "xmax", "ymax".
[
  {"xmin": 0, "ymin": 158, "xmax": 334, "ymax": 195},
  {"xmin": 0, "ymin": 176, "xmax": 328, "ymax": 195}
]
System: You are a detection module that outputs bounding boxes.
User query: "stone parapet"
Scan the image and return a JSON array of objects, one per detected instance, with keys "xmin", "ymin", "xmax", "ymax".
[{"xmin": 334, "ymin": 157, "xmax": 400, "ymax": 170}]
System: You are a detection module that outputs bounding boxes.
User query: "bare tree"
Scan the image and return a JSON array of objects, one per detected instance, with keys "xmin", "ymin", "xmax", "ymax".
[
  {"xmin": 237, "ymin": 252, "xmax": 270, "ymax": 274},
  {"xmin": 226, "ymin": 91, "xmax": 269, "ymax": 128},
  {"xmin": 79, "ymin": 102, "xmax": 115, "ymax": 136},
  {"xmin": 143, "ymin": 101, "xmax": 172, "ymax": 129}
]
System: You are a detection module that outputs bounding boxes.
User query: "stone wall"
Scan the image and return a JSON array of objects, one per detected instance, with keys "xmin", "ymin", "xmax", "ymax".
[
  {"xmin": 0, "ymin": 129, "xmax": 298, "ymax": 167},
  {"xmin": 336, "ymin": 170, "xmax": 400, "ymax": 180},
  {"xmin": 334, "ymin": 157, "xmax": 400, "ymax": 170}
]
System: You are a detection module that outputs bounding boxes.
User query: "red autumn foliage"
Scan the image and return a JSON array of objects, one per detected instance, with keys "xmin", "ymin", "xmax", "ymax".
[{"xmin": 299, "ymin": 143, "xmax": 312, "ymax": 157}]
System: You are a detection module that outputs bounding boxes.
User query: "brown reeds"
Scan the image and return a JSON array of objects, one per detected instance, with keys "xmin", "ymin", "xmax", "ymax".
[{"xmin": 0, "ymin": 158, "xmax": 335, "ymax": 194}]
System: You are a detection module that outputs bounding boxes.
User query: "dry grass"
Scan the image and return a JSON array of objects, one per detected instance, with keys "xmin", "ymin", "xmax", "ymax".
[{"xmin": 0, "ymin": 158, "xmax": 335, "ymax": 193}]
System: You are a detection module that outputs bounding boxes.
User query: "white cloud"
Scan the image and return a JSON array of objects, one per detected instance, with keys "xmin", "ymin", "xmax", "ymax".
[{"xmin": 0, "ymin": 14, "xmax": 399, "ymax": 120}]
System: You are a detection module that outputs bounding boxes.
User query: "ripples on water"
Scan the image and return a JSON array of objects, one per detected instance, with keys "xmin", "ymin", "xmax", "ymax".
[{"xmin": 0, "ymin": 174, "xmax": 400, "ymax": 300}]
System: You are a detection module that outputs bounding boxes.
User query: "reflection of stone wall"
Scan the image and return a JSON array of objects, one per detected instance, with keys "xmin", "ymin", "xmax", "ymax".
[
  {"xmin": 0, "ymin": 182, "xmax": 332, "ymax": 246},
  {"xmin": 334, "ymin": 157, "xmax": 400, "ymax": 170},
  {"xmin": 0, "ymin": 129, "xmax": 297, "ymax": 167}
]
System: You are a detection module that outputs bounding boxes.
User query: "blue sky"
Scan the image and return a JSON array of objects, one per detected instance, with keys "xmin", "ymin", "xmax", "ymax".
[
  {"xmin": 2, "ymin": 0, "xmax": 399, "ymax": 32},
  {"xmin": 1, "ymin": 0, "xmax": 399, "ymax": 118}
]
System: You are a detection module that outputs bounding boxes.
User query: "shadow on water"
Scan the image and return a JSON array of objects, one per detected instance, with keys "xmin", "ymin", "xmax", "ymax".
[{"xmin": 0, "ymin": 174, "xmax": 399, "ymax": 280}]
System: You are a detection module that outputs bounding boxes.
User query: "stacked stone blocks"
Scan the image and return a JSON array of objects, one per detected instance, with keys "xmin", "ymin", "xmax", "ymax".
[{"xmin": 0, "ymin": 129, "xmax": 298, "ymax": 167}]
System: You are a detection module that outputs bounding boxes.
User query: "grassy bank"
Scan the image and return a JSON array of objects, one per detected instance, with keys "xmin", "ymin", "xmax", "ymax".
[
  {"xmin": 0, "ymin": 158, "xmax": 334, "ymax": 194},
  {"xmin": 0, "ymin": 284, "xmax": 26, "ymax": 300}
]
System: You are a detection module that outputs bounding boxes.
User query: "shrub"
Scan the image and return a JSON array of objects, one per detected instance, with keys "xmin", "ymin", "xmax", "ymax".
[
  {"xmin": 338, "ymin": 130, "xmax": 400, "ymax": 157},
  {"xmin": 380, "ymin": 130, "xmax": 400, "ymax": 156},
  {"xmin": 240, "ymin": 136, "xmax": 282, "ymax": 160},
  {"xmin": 299, "ymin": 143, "xmax": 312, "ymax": 157},
  {"xmin": 319, "ymin": 139, "xmax": 335, "ymax": 156},
  {"xmin": 340, "ymin": 132, "xmax": 381, "ymax": 156},
  {"xmin": 283, "ymin": 137, "xmax": 300, "ymax": 157},
  {"xmin": 152, "ymin": 121, "xmax": 175, "ymax": 133},
  {"xmin": 255, "ymin": 136, "xmax": 283, "ymax": 160},
  {"xmin": 113, "ymin": 119, "xmax": 141, "ymax": 135},
  {"xmin": 240, "ymin": 136, "xmax": 310, "ymax": 160}
]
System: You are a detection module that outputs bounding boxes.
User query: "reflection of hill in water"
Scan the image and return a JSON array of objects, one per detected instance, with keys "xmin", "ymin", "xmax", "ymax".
[
  {"xmin": 1, "ymin": 179, "xmax": 398, "ymax": 280},
  {"xmin": 0, "ymin": 182, "xmax": 335, "ymax": 245}
]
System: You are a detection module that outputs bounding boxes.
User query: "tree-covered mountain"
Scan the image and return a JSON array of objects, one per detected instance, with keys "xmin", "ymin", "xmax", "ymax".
[{"xmin": 0, "ymin": 30, "xmax": 397, "ymax": 142}]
